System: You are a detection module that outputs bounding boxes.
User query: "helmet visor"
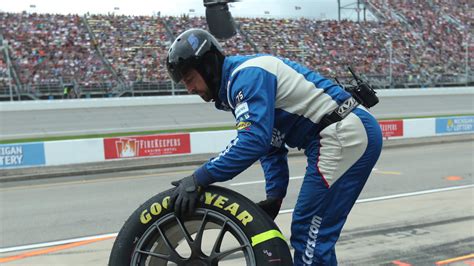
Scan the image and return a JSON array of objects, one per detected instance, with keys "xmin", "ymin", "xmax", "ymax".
[{"xmin": 166, "ymin": 53, "xmax": 197, "ymax": 84}]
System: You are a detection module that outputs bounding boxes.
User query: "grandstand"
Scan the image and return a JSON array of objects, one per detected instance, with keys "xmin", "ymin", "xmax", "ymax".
[{"xmin": 0, "ymin": 0, "xmax": 472, "ymax": 101}]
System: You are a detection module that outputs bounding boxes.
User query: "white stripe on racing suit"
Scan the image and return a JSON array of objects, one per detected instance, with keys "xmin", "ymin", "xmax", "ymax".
[{"xmin": 194, "ymin": 54, "xmax": 352, "ymax": 199}]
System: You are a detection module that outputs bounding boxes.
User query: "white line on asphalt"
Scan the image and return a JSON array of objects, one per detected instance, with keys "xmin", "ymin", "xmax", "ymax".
[
  {"xmin": 355, "ymin": 184, "xmax": 474, "ymax": 203},
  {"xmin": 278, "ymin": 184, "xmax": 474, "ymax": 214},
  {"xmin": 1, "ymin": 184, "xmax": 472, "ymax": 254}
]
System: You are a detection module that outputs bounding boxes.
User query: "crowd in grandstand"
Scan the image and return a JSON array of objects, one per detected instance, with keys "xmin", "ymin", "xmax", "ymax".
[
  {"xmin": 0, "ymin": 12, "xmax": 116, "ymax": 94},
  {"xmin": 370, "ymin": 0, "xmax": 470, "ymax": 81},
  {"xmin": 88, "ymin": 14, "xmax": 171, "ymax": 82},
  {"xmin": 0, "ymin": 0, "xmax": 471, "ymax": 98}
]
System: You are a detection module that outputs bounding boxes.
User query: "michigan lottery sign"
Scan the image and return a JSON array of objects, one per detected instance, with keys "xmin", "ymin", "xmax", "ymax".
[
  {"xmin": 0, "ymin": 143, "xmax": 46, "ymax": 168},
  {"xmin": 436, "ymin": 116, "xmax": 474, "ymax": 134}
]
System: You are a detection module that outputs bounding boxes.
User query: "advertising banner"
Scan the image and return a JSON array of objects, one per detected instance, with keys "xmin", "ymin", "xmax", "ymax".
[
  {"xmin": 379, "ymin": 120, "xmax": 404, "ymax": 138},
  {"xmin": 436, "ymin": 116, "xmax": 474, "ymax": 134},
  {"xmin": 104, "ymin": 133, "xmax": 191, "ymax": 159},
  {"xmin": 0, "ymin": 143, "xmax": 46, "ymax": 168}
]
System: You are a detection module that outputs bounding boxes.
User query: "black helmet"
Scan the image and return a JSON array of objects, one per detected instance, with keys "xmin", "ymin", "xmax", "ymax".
[{"xmin": 166, "ymin": 28, "xmax": 225, "ymax": 100}]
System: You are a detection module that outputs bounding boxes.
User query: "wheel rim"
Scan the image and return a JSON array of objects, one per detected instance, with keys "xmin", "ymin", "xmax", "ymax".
[{"xmin": 131, "ymin": 208, "xmax": 256, "ymax": 266}]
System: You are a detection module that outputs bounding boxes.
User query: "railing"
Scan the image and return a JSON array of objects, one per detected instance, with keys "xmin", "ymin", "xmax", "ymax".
[
  {"xmin": 126, "ymin": 81, "xmax": 187, "ymax": 97},
  {"xmin": 0, "ymin": 74, "xmax": 471, "ymax": 101}
]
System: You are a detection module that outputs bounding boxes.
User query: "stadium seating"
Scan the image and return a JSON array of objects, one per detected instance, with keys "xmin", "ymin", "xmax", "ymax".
[
  {"xmin": 367, "ymin": 0, "xmax": 470, "ymax": 83},
  {"xmin": 0, "ymin": 12, "xmax": 116, "ymax": 98},
  {"xmin": 0, "ymin": 5, "xmax": 471, "ymax": 100},
  {"xmin": 87, "ymin": 14, "xmax": 171, "ymax": 82}
]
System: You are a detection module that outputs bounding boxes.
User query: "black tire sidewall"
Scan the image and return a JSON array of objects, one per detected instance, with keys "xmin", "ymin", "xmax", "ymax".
[{"xmin": 109, "ymin": 185, "xmax": 292, "ymax": 265}]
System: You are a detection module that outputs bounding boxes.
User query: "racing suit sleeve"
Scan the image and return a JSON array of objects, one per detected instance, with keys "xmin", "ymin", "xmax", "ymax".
[
  {"xmin": 194, "ymin": 67, "xmax": 277, "ymax": 186},
  {"xmin": 259, "ymin": 146, "xmax": 289, "ymax": 199}
]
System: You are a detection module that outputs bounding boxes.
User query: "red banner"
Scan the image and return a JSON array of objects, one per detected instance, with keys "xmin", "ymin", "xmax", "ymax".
[
  {"xmin": 104, "ymin": 133, "xmax": 191, "ymax": 159},
  {"xmin": 379, "ymin": 120, "xmax": 404, "ymax": 138}
]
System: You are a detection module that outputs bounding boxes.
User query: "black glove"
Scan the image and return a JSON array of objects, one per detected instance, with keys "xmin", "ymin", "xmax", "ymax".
[
  {"xmin": 256, "ymin": 197, "xmax": 282, "ymax": 220},
  {"xmin": 169, "ymin": 175, "xmax": 202, "ymax": 217}
]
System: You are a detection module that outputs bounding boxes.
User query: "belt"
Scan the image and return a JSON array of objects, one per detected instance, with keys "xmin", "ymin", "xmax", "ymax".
[{"xmin": 319, "ymin": 97, "xmax": 360, "ymax": 131}]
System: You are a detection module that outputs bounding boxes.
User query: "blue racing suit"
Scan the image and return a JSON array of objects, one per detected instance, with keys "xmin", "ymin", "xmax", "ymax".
[{"xmin": 194, "ymin": 54, "xmax": 383, "ymax": 265}]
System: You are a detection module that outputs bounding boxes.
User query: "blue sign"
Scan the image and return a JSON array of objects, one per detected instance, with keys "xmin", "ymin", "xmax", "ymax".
[
  {"xmin": 0, "ymin": 143, "xmax": 45, "ymax": 168},
  {"xmin": 436, "ymin": 116, "xmax": 474, "ymax": 134}
]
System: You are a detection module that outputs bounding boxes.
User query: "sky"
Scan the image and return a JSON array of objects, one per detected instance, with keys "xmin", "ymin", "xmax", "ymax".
[{"xmin": 0, "ymin": 0, "xmax": 376, "ymax": 20}]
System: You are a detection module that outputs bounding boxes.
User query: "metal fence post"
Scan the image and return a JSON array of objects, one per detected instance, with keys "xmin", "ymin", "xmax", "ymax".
[{"xmin": 3, "ymin": 40, "xmax": 14, "ymax": 101}]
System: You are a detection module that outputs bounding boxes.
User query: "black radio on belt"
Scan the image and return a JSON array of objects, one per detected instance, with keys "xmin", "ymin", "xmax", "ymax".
[{"xmin": 335, "ymin": 67, "xmax": 379, "ymax": 108}]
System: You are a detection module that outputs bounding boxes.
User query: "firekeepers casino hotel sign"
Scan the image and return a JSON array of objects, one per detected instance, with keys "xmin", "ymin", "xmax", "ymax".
[{"xmin": 104, "ymin": 133, "xmax": 191, "ymax": 159}]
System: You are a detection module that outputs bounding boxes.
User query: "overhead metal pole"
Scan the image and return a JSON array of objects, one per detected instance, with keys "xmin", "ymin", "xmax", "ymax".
[
  {"xmin": 338, "ymin": 0, "xmax": 367, "ymax": 22},
  {"xmin": 364, "ymin": 5, "xmax": 366, "ymax": 21},
  {"xmin": 357, "ymin": 0, "xmax": 360, "ymax": 22},
  {"xmin": 387, "ymin": 39, "xmax": 393, "ymax": 87},
  {"xmin": 3, "ymin": 40, "xmax": 14, "ymax": 101},
  {"xmin": 465, "ymin": 32, "xmax": 470, "ymax": 85},
  {"xmin": 337, "ymin": 0, "xmax": 341, "ymax": 21}
]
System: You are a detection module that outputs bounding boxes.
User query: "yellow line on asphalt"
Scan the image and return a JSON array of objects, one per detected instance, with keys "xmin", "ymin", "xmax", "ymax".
[
  {"xmin": 435, "ymin": 253, "xmax": 474, "ymax": 265},
  {"xmin": 0, "ymin": 170, "xmax": 192, "ymax": 191},
  {"xmin": 291, "ymin": 158, "xmax": 307, "ymax": 163},
  {"xmin": 374, "ymin": 170, "xmax": 402, "ymax": 175}
]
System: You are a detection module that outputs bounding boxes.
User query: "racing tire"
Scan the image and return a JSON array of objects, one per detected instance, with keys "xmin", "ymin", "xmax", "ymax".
[{"xmin": 109, "ymin": 185, "xmax": 292, "ymax": 265}]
